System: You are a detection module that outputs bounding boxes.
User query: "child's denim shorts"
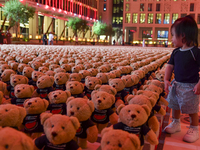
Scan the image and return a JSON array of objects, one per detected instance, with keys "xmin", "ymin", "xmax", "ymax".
[{"xmin": 167, "ymin": 80, "xmax": 199, "ymax": 114}]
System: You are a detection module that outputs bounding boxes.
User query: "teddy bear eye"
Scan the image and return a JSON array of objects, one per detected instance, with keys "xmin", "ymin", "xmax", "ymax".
[
  {"xmin": 70, "ymin": 105, "xmax": 73, "ymax": 108},
  {"xmin": 5, "ymin": 109, "xmax": 8, "ymax": 112},
  {"xmin": 106, "ymin": 141, "xmax": 110, "ymax": 144},
  {"xmin": 128, "ymin": 110, "xmax": 130, "ymax": 112},
  {"xmin": 97, "ymin": 96, "xmax": 99, "ymax": 98},
  {"xmin": 23, "ymin": 87, "xmax": 25, "ymax": 89},
  {"xmin": 118, "ymin": 143, "xmax": 122, "ymax": 147},
  {"xmin": 62, "ymin": 126, "xmax": 65, "ymax": 130},
  {"xmin": 35, "ymin": 100, "xmax": 37, "ymax": 102},
  {"xmin": 59, "ymin": 92, "xmax": 61, "ymax": 94},
  {"xmin": 52, "ymin": 125, "xmax": 54, "ymax": 128},
  {"xmin": 18, "ymin": 79, "xmax": 21, "ymax": 81},
  {"xmin": 103, "ymin": 97, "xmax": 105, "ymax": 100},
  {"xmin": 137, "ymin": 111, "xmax": 140, "ymax": 113},
  {"xmin": 75, "ymin": 84, "xmax": 77, "ymax": 86},
  {"xmin": 5, "ymin": 144, "xmax": 9, "ymax": 149}
]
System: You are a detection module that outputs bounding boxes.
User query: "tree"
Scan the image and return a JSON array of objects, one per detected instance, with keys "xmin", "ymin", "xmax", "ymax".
[
  {"xmin": 104, "ymin": 24, "xmax": 115, "ymax": 43},
  {"xmin": 92, "ymin": 21, "xmax": 107, "ymax": 39},
  {"xmin": 2, "ymin": 0, "xmax": 35, "ymax": 38},
  {"xmin": 115, "ymin": 28, "xmax": 123, "ymax": 41},
  {"xmin": 68, "ymin": 17, "xmax": 89, "ymax": 37}
]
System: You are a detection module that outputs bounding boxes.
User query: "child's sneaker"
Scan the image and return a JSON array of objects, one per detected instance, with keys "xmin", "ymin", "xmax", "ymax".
[
  {"xmin": 164, "ymin": 120, "xmax": 181, "ymax": 134},
  {"xmin": 183, "ymin": 127, "xmax": 199, "ymax": 143}
]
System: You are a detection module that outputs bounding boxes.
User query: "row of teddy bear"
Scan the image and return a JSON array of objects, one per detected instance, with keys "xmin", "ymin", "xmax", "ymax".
[{"xmin": 0, "ymin": 45, "xmax": 172, "ymax": 150}]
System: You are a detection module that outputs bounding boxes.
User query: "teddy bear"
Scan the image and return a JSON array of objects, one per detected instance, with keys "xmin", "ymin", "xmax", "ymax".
[
  {"xmin": 48, "ymin": 90, "xmax": 71, "ymax": 115},
  {"xmin": 88, "ymin": 68, "xmax": 98, "ymax": 76},
  {"xmin": 94, "ymin": 84, "xmax": 117, "ymax": 96},
  {"xmin": 66, "ymin": 97, "xmax": 98, "ymax": 149},
  {"xmin": 90, "ymin": 90, "xmax": 118, "ymax": 133},
  {"xmin": 127, "ymin": 94, "xmax": 165, "ymax": 133},
  {"xmin": 32, "ymin": 75, "xmax": 54, "ymax": 100},
  {"xmin": 96, "ymin": 73, "xmax": 110, "ymax": 85},
  {"xmin": 71, "ymin": 65, "xmax": 81, "ymax": 73},
  {"xmin": 101, "ymin": 128, "xmax": 141, "ymax": 150},
  {"xmin": 69, "ymin": 73, "xmax": 83, "ymax": 82},
  {"xmin": 0, "ymin": 64, "xmax": 11, "ymax": 76},
  {"xmin": 28, "ymin": 71, "xmax": 45, "ymax": 90},
  {"xmin": 22, "ymin": 67, "xmax": 35, "ymax": 81},
  {"xmin": 21, "ymin": 97, "xmax": 49, "ymax": 139},
  {"xmin": 10, "ymin": 61, "xmax": 19, "ymax": 72},
  {"xmin": 31, "ymin": 61, "xmax": 42, "ymax": 71},
  {"xmin": 113, "ymin": 104, "xmax": 159, "ymax": 149},
  {"xmin": 38, "ymin": 66, "xmax": 49, "ymax": 73},
  {"xmin": 10, "ymin": 84, "xmax": 34, "ymax": 107},
  {"xmin": 1, "ymin": 69, "xmax": 15, "ymax": 86},
  {"xmin": 17, "ymin": 63, "xmax": 29, "ymax": 75},
  {"xmin": 66, "ymin": 81, "xmax": 86, "ymax": 98},
  {"xmin": 54, "ymin": 67, "xmax": 66, "ymax": 73},
  {"xmin": 0, "ymin": 127, "xmax": 34, "ymax": 150},
  {"xmin": 155, "ymin": 69, "xmax": 165, "ymax": 82},
  {"xmin": 79, "ymin": 70, "xmax": 91, "ymax": 83},
  {"xmin": 60, "ymin": 64, "xmax": 72, "ymax": 73},
  {"xmin": 121, "ymin": 75, "xmax": 140, "ymax": 95},
  {"xmin": 143, "ymin": 84, "xmax": 168, "ymax": 106},
  {"xmin": 45, "ymin": 70, "xmax": 56, "ymax": 77},
  {"xmin": 109, "ymin": 78, "xmax": 129, "ymax": 104},
  {"xmin": 7, "ymin": 74, "xmax": 29, "ymax": 98},
  {"xmin": 84, "ymin": 76, "xmax": 102, "ymax": 99},
  {"xmin": 34, "ymin": 113, "xmax": 81, "ymax": 150},
  {"xmin": 53, "ymin": 72, "xmax": 70, "ymax": 91},
  {"xmin": 0, "ymin": 104, "xmax": 26, "ymax": 130}
]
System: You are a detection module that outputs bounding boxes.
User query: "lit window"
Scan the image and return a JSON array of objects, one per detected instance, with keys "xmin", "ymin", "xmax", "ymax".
[
  {"xmin": 140, "ymin": 13, "xmax": 145, "ymax": 23},
  {"xmin": 133, "ymin": 13, "xmax": 138, "ymax": 23},
  {"xmin": 148, "ymin": 13, "xmax": 153, "ymax": 24},
  {"xmin": 113, "ymin": 17, "xmax": 116, "ymax": 23},
  {"xmin": 113, "ymin": 0, "xmax": 116, "ymax": 4},
  {"xmin": 148, "ymin": 4, "xmax": 152, "ymax": 11},
  {"xmin": 126, "ymin": 4, "xmax": 130, "ymax": 11},
  {"xmin": 164, "ymin": 13, "xmax": 170, "ymax": 24},
  {"xmin": 117, "ymin": 7, "xmax": 119, "ymax": 13},
  {"xmin": 116, "ymin": 17, "xmax": 120, "ymax": 24},
  {"xmin": 172, "ymin": 13, "xmax": 178, "ymax": 24},
  {"xmin": 155, "ymin": 13, "xmax": 161, "ymax": 24},
  {"xmin": 103, "ymin": 4, "xmax": 106, "ymax": 11},
  {"xmin": 113, "ymin": 7, "xmax": 117, "ymax": 13},
  {"xmin": 140, "ymin": 3, "xmax": 144, "ymax": 11},
  {"xmin": 125, "ymin": 13, "xmax": 131, "ymax": 23},
  {"xmin": 117, "ymin": 0, "xmax": 120, "ymax": 4}
]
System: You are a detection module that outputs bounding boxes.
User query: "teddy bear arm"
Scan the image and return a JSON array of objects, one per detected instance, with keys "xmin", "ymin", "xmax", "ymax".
[
  {"xmin": 145, "ymin": 129, "xmax": 159, "ymax": 145},
  {"xmin": 109, "ymin": 113, "xmax": 118, "ymax": 125},
  {"xmin": 158, "ymin": 107, "xmax": 166, "ymax": 116},
  {"xmin": 32, "ymin": 90, "xmax": 40, "ymax": 98},
  {"xmin": 158, "ymin": 96, "xmax": 169, "ymax": 106},
  {"xmin": 148, "ymin": 116, "xmax": 159, "ymax": 133},
  {"xmin": 86, "ymin": 125, "xmax": 98, "ymax": 143},
  {"xmin": 115, "ymin": 99, "xmax": 124, "ymax": 108}
]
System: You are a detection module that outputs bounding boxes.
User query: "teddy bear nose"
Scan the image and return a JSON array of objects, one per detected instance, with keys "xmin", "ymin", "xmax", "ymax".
[
  {"xmin": 52, "ymin": 132, "xmax": 57, "ymax": 137},
  {"xmin": 54, "ymin": 95, "xmax": 57, "ymax": 98},
  {"xmin": 70, "ymin": 86, "xmax": 73, "ymax": 89},
  {"xmin": 13, "ymin": 80, "xmax": 16, "ymax": 83},
  {"xmin": 38, "ymin": 81, "xmax": 40, "ymax": 84},
  {"xmin": 131, "ymin": 114, "xmax": 136, "ymax": 119},
  {"xmin": 112, "ymin": 85, "xmax": 115, "ymax": 88},
  {"xmin": 17, "ymin": 90, "xmax": 20, "ymax": 93},
  {"xmin": 28, "ymin": 102, "xmax": 32, "ymax": 105},
  {"xmin": 35, "ymin": 76, "xmax": 37, "ymax": 78},
  {"xmin": 98, "ymin": 100, "xmax": 101, "ymax": 103},
  {"xmin": 70, "ymin": 111, "xmax": 74, "ymax": 116},
  {"xmin": 56, "ymin": 78, "xmax": 59, "ymax": 81},
  {"xmin": 89, "ymin": 83, "xmax": 92, "ymax": 86}
]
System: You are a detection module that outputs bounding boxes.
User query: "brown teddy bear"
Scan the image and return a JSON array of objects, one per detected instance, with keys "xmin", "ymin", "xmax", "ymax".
[
  {"xmin": 28, "ymin": 71, "xmax": 45, "ymax": 90},
  {"xmin": 53, "ymin": 72, "xmax": 70, "ymax": 91},
  {"xmin": 0, "ymin": 104, "xmax": 26, "ymax": 130},
  {"xmin": 1, "ymin": 69, "xmax": 15, "ymax": 86},
  {"xmin": 66, "ymin": 97, "xmax": 98, "ymax": 149},
  {"xmin": 45, "ymin": 70, "xmax": 56, "ymax": 77},
  {"xmin": 11, "ymin": 84, "xmax": 34, "ymax": 107},
  {"xmin": 31, "ymin": 61, "xmax": 42, "ymax": 71},
  {"xmin": 22, "ymin": 97, "xmax": 49, "ymax": 139},
  {"xmin": 101, "ymin": 128, "xmax": 141, "ymax": 150},
  {"xmin": 66, "ymin": 81, "xmax": 86, "ymax": 98},
  {"xmin": 34, "ymin": 113, "xmax": 81, "ymax": 150},
  {"xmin": 96, "ymin": 72, "xmax": 110, "ymax": 85},
  {"xmin": 113, "ymin": 104, "xmax": 159, "ymax": 149},
  {"xmin": 84, "ymin": 76, "xmax": 102, "ymax": 99},
  {"xmin": 91, "ymin": 90, "xmax": 118, "ymax": 133},
  {"xmin": 22, "ymin": 67, "xmax": 35, "ymax": 81},
  {"xmin": 88, "ymin": 68, "xmax": 98, "ymax": 76},
  {"xmin": 38, "ymin": 66, "xmax": 49, "ymax": 73},
  {"xmin": 79, "ymin": 70, "xmax": 91, "ymax": 83},
  {"xmin": 60, "ymin": 64, "xmax": 72, "ymax": 73},
  {"xmin": 17, "ymin": 63, "xmax": 29, "ymax": 75},
  {"xmin": 94, "ymin": 84, "xmax": 117, "ymax": 96},
  {"xmin": 69, "ymin": 73, "xmax": 83, "ymax": 82},
  {"xmin": 32, "ymin": 75, "xmax": 54, "ymax": 100},
  {"xmin": 0, "ymin": 127, "xmax": 34, "ymax": 150},
  {"xmin": 7, "ymin": 74, "xmax": 29, "ymax": 98},
  {"xmin": 48, "ymin": 90, "xmax": 71, "ymax": 115}
]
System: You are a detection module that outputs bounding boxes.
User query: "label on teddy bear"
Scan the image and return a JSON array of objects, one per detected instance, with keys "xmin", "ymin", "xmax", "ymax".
[
  {"xmin": 55, "ymin": 84, "xmax": 66, "ymax": 91},
  {"xmin": 49, "ymin": 103, "xmax": 66, "ymax": 115},
  {"xmin": 91, "ymin": 109, "xmax": 114, "ymax": 124},
  {"xmin": 76, "ymin": 126, "xmax": 83, "ymax": 135}
]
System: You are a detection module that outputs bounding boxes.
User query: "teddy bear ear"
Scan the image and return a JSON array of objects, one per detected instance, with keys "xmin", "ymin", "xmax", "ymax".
[
  {"xmin": 18, "ymin": 107, "xmax": 26, "ymax": 122},
  {"xmin": 70, "ymin": 116, "xmax": 80, "ymax": 130},
  {"xmin": 117, "ymin": 104, "xmax": 125, "ymax": 114},
  {"xmin": 110, "ymin": 87, "xmax": 117, "ymax": 95},
  {"xmin": 148, "ymin": 97, "xmax": 156, "ymax": 107},
  {"xmin": 136, "ymin": 90, "xmax": 143, "ymax": 95},
  {"xmin": 23, "ymin": 76, "xmax": 28, "ymax": 84},
  {"xmin": 143, "ymin": 85, "xmax": 148, "ymax": 90},
  {"xmin": 141, "ymin": 104, "xmax": 151, "ymax": 116},
  {"xmin": 106, "ymin": 74, "xmax": 110, "ymax": 80},
  {"xmin": 127, "ymin": 95, "xmax": 135, "ymax": 103},
  {"xmin": 121, "ymin": 79, "xmax": 126, "ymax": 85},
  {"xmin": 98, "ymin": 79, "xmax": 102, "ymax": 85},
  {"xmin": 66, "ymin": 96, "xmax": 75, "ymax": 104},
  {"xmin": 50, "ymin": 76, "xmax": 55, "ymax": 84},
  {"xmin": 80, "ymin": 82, "xmax": 84, "ymax": 90},
  {"xmin": 108, "ymin": 79, "xmax": 112, "ymax": 84},
  {"xmin": 40, "ymin": 112, "xmax": 53, "ymax": 125},
  {"xmin": 146, "ymin": 80, "xmax": 151, "ymax": 85},
  {"xmin": 87, "ymin": 99, "xmax": 95, "ymax": 112},
  {"xmin": 94, "ymin": 84, "xmax": 101, "ymax": 90},
  {"xmin": 128, "ymin": 134, "xmax": 141, "ymax": 150},
  {"xmin": 91, "ymin": 90, "xmax": 98, "ymax": 97},
  {"xmin": 79, "ymin": 73, "xmax": 83, "ymax": 79},
  {"xmin": 155, "ymin": 71, "xmax": 158, "ymax": 75},
  {"xmin": 110, "ymin": 94, "xmax": 115, "ymax": 104},
  {"xmin": 29, "ymin": 85, "xmax": 34, "ymax": 93},
  {"xmin": 65, "ymin": 90, "xmax": 71, "ymax": 98},
  {"xmin": 101, "ymin": 127, "xmax": 112, "ymax": 137},
  {"xmin": 85, "ymin": 76, "xmax": 90, "ymax": 81},
  {"xmin": 43, "ymin": 99, "xmax": 49, "ymax": 110},
  {"xmin": 66, "ymin": 73, "xmax": 70, "ymax": 79}
]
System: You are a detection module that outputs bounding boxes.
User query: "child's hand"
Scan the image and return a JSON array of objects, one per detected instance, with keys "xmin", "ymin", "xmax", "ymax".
[
  {"xmin": 193, "ymin": 82, "xmax": 200, "ymax": 95},
  {"xmin": 164, "ymin": 80, "xmax": 171, "ymax": 94}
]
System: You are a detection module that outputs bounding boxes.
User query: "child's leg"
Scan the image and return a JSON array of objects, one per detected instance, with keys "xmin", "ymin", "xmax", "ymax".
[
  {"xmin": 183, "ymin": 113, "xmax": 199, "ymax": 143},
  {"xmin": 164, "ymin": 109, "xmax": 181, "ymax": 134}
]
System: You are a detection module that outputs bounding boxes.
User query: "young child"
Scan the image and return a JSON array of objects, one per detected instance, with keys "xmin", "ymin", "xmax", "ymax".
[{"xmin": 164, "ymin": 15, "xmax": 200, "ymax": 143}]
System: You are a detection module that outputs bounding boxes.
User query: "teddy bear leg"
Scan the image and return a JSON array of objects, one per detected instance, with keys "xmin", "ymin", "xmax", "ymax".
[
  {"xmin": 158, "ymin": 97, "xmax": 169, "ymax": 106},
  {"xmin": 31, "ymin": 132, "xmax": 43, "ymax": 139},
  {"xmin": 148, "ymin": 116, "xmax": 159, "ymax": 133},
  {"xmin": 98, "ymin": 123, "xmax": 108, "ymax": 134},
  {"xmin": 145, "ymin": 130, "xmax": 159, "ymax": 145},
  {"xmin": 78, "ymin": 138, "xmax": 87, "ymax": 149},
  {"xmin": 86, "ymin": 125, "xmax": 98, "ymax": 143}
]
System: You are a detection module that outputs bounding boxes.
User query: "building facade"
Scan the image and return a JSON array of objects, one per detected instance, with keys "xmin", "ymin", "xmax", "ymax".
[
  {"xmin": 0, "ymin": 0, "xmax": 98, "ymax": 41},
  {"xmin": 123, "ymin": 0, "xmax": 200, "ymax": 46}
]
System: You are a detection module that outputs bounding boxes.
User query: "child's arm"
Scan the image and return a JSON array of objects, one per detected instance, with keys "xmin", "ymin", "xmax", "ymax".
[
  {"xmin": 164, "ymin": 64, "xmax": 174, "ymax": 94},
  {"xmin": 193, "ymin": 80, "xmax": 200, "ymax": 94}
]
